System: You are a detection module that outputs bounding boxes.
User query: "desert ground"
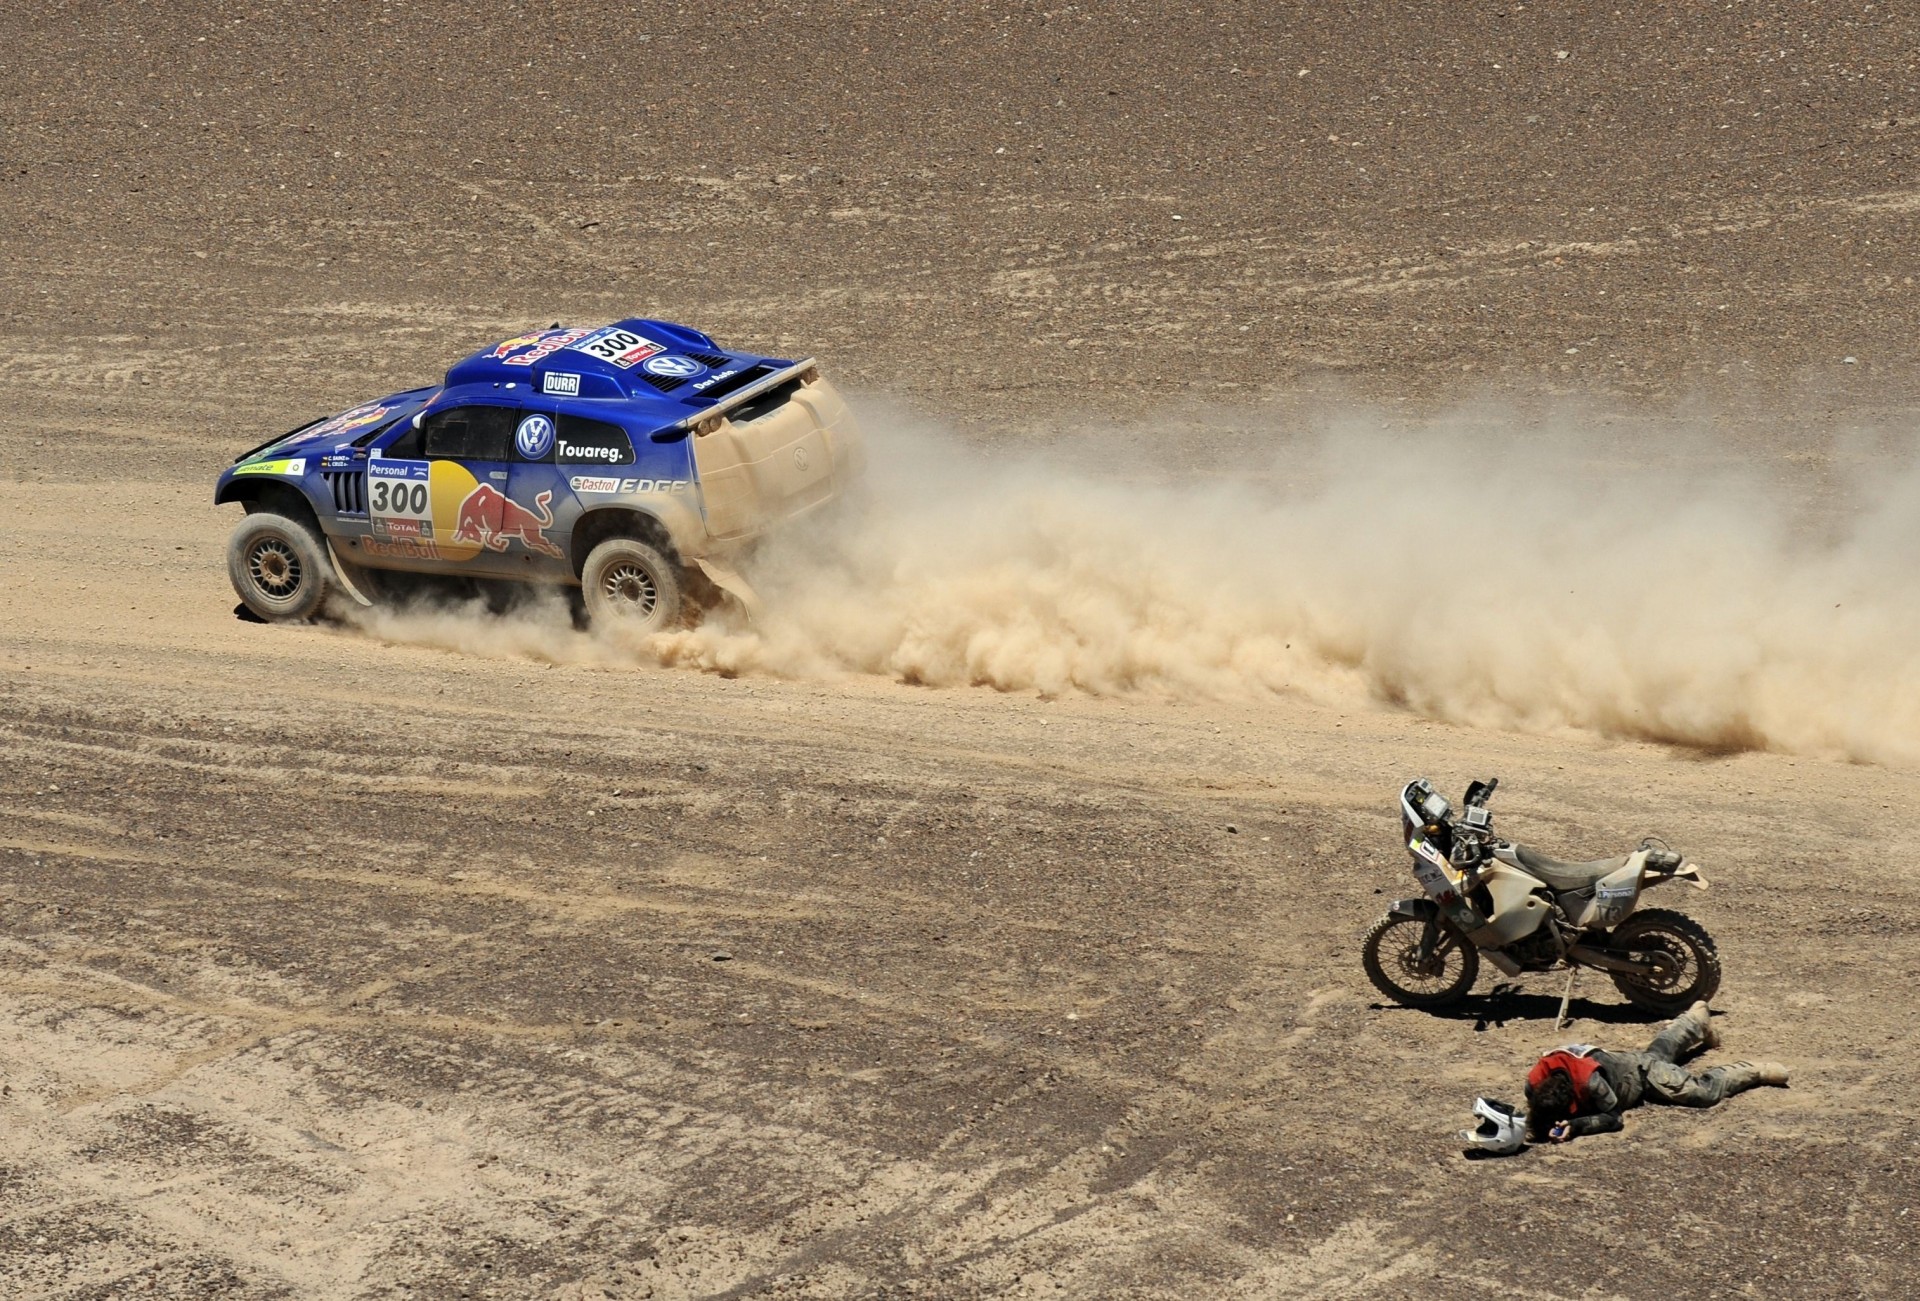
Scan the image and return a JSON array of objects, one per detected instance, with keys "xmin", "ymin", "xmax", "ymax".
[{"xmin": 4, "ymin": 4, "xmax": 1919, "ymax": 1298}]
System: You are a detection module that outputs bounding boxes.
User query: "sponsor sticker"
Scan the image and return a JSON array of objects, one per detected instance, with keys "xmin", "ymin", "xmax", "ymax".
[
  {"xmin": 234, "ymin": 458, "xmax": 306, "ymax": 476},
  {"xmin": 642, "ymin": 354, "xmax": 707, "ymax": 379},
  {"xmin": 451, "ymin": 484, "xmax": 563, "ymax": 559},
  {"xmin": 692, "ymin": 368, "xmax": 739, "ymax": 390},
  {"xmin": 515, "ymin": 413, "xmax": 556, "ymax": 460},
  {"xmin": 571, "ymin": 326, "xmax": 664, "ymax": 370},
  {"xmin": 361, "ymin": 537, "xmax": 439, "ymax": 560},
  {"xmin": 568, "ymin": 475, "xmax": 691, "ymax": 494},
  {"xmin": 555, "ymin": 429, "xmax": 635, "ymax": 464},
  {"xmin": 362, "ymin": 460, "xmax": 561, "ymax": 559},
  {"xmin": 542, "ymin": 371, "xmax": 582, "ymax": 397},
  {"xmin": 494, "ymin": 327, "xmax": 593, "ymax": 367},
  {"xmin": 368, "ymin": 459, "xmax": 431, "ymax": 538}
]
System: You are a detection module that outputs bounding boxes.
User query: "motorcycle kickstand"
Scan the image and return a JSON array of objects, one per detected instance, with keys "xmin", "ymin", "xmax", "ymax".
[{"xmin": 1553, "ymin": 966, "xmax": 1578, "ymax": 1032}]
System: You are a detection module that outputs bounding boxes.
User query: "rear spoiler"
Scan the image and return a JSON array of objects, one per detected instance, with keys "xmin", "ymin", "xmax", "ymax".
[{"xmin": 654, "ymin": 358, "xmax": 818, "ymax": 441}]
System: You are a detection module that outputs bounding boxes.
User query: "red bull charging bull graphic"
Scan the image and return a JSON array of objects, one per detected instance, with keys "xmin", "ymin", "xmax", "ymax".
[{"xmin": 450, "ymin": 484, "xmax": 564, "ymax": 559}]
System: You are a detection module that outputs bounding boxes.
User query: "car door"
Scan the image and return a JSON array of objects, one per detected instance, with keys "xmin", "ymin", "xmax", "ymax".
[
  {"xmin": 415, "ymin": 403, "xmax": 519, "ymax": 572},
  {"xmin": 502, "ymin": 406, "xmax": 577, "ymax": 576}
]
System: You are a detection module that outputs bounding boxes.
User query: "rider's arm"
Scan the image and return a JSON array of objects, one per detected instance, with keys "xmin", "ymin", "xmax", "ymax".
[
  {"xmin": 1559, "ymin": 1073, "xmax": 1624, "ymax": 1139},
  {"xmin": 1563, "ymin": 1110, "xmax": 1623, "ymax": 1138}
]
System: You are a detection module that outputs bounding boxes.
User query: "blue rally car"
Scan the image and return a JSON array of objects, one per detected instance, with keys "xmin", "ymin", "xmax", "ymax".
[{"xmin": 216, "ymin": 319, "xmax": 860, "ymax": 630}]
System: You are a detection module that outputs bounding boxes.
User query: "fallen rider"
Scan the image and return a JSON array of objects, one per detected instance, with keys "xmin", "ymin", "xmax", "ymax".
[{"xmin": 1461, "ymin": 1001, "xmax": 1789, "ymax": 1155}]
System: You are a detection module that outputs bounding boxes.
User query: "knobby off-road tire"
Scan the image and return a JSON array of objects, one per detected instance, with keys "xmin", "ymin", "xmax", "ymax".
[
  {"xmin": 581, "ymin": 537, "xmax": 684, "ymax": 633},
  {"xmin": 1607, "ymin": 908, "xmax": 1722, "ymax": 1015},
  {"xmin": 1362, "ymin": 913, "xmax": 1480, "ymax": 1009},
  {"xmin": 227, "ymin": 512, "xmax": 332, "ymax": 622}
]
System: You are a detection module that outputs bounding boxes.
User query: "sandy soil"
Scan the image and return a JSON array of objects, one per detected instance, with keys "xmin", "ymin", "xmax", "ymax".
[{"xmin": 3, "ymin": 5, "xmax": 1919, "ymax": 1298}]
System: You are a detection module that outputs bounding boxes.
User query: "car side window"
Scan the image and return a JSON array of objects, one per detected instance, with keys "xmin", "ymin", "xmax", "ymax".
[
  {"xmin": 420, "ymin": 406, "xmax": 518, "ymax": 461},
  {"xmin": 553, "ymin": 414, "xmax": 636, "ymax": 465}
]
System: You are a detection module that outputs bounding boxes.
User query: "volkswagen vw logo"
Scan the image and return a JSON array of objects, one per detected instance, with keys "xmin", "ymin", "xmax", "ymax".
[
  {"xmin": 643, "ymin": 354, "xmax": 708, "ymax": 379},
  {"xmin": 515, "ymin": 414, "xmax": 556, "ymax": 459}
]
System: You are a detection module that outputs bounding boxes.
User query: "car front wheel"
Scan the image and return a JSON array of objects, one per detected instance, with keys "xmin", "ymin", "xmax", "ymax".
[
  {"xmin": 226, "ymin": 512, "xmax": 333, "ymax": 622},
  {"xmin": 581, "ymin": 537, "xmax": 683, "ymax": 633}
]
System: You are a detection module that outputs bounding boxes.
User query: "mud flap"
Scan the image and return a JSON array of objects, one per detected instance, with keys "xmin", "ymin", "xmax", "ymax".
[
  {"xmin": 327, "ymin": 541, "xmax": 373, "ymax": 608},
  {"xmin": 694, "ymin": 557, "xmax": 765, "ymax": 625}
]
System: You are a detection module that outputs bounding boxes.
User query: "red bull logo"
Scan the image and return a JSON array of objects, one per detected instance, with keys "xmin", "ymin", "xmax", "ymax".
[
  {"xmin": 491, "ymin": 327, "xmax": 593, "ymax": 366},
  {"xmin": 491, "ymin": 331, "xmax": 550, "ymax": 360},
  {"xmin": 450, "ymin": 484, "xmax": 564, "ymax": 559}
]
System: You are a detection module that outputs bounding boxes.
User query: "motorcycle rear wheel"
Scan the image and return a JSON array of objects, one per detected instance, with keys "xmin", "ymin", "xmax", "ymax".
[
  {"xmin": 1606, "ymin": 908, "xmax": 1721, "ymax": 1015},
  {"xmin": 1362, "ymin": 914, "xmax": 1479, "ymax": 1009}
]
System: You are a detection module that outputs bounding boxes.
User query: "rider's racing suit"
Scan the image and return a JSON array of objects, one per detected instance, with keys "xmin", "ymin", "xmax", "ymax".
[{"xmin": 1528, "ymin": 1006, "xmax": 1772, "ymax": 1138}]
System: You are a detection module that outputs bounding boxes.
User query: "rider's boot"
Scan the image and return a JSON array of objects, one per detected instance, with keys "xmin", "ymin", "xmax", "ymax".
[
  {"xmin": 1708, "ymin": 1061, "xmax": 1790, "ymax": 1096},
  {"xmin": 1686, "ymin": 1000, "xmax": 1722, "ymax": 1050}
]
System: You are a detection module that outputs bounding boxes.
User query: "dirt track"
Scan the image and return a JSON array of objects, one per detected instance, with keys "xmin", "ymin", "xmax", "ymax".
[{"xmin": 4, "ymin": 5, "xmax": 1920, "ymax": 1298}]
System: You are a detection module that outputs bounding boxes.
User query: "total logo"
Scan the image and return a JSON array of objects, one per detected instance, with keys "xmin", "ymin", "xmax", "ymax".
[
  {"xmin": 515, "ymin": 413, "xmax": 555, "ymax": 459},
  {"xmin": 642, "ymin": 354, "xmax": 707, "ymax": 379}
]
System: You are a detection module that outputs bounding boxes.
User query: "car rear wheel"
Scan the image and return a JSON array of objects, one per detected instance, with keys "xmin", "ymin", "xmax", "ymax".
[
  {"xmin": 227, "ymin": 512, "xmax": 332, "ymax": 622},
  {"xmin": 581, "ymin": 537, "xmax": 683, "ymax": 633}
]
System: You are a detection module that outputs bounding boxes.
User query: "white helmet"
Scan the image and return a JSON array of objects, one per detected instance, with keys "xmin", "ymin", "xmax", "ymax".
[{"xmin": 1458, "ymin": 1097, "xmax": 1526, "ymax": 1155}]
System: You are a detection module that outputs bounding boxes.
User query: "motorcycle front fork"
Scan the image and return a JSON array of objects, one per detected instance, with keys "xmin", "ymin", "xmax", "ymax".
[{"xmin": 1414, "ymin": 917, "xmax": 1446, "ymax": 970}]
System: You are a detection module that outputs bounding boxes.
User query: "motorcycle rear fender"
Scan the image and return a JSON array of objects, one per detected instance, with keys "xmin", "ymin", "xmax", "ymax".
[{"xmin": 1649, "ymin": 862, "xmax": 1710, "ymax": 891}]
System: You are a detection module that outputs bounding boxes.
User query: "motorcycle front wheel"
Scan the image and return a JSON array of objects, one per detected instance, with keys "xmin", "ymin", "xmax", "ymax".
[
  {"xmin": 1606, "ymin": 908, "xmax": 1722, "ymax": 1015},
  {"xmin": 1362, "ymin": 914, "xmax": 1480, "ymax": 1009}
]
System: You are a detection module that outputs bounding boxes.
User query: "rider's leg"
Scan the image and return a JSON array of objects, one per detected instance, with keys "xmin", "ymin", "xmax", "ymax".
[
  {"xmin": 1645, "ymin": 1060, "xmax": 1789, "ymax": 1106},
  {"xmin": 1645, "ymin": 1001, "xmax": 1715, "ymax": 1065}
]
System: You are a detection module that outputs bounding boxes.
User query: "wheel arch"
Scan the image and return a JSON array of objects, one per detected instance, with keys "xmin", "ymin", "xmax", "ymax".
[
  {"xmin": 217, "ymin": 479, "xmax": 325, "ymax": 536},
  {"xmin": 570, "ymin": 506, "xmax": 680, "ymax": 579}
]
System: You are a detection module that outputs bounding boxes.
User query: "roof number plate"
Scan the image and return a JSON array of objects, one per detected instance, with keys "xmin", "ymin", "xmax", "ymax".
[{"xmin": 572, "ymin": 327, "xmax": 664, "ymax": 370}]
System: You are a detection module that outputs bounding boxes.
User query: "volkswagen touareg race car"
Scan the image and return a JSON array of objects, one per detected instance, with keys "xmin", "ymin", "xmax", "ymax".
[{"xmin": 216, "ymin": 319, "xmax": 859, "ymax": 630}]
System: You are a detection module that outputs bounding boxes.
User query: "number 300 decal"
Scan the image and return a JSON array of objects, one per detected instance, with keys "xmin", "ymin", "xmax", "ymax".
[{"xmin": 371, "ymin": 480, "xmax": 429, "ymax": 514}]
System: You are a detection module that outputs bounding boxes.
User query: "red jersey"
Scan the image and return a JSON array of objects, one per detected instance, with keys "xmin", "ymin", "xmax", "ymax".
[{"xmin": 1528, "ymin": 1047, "xmax": 1603, "ymax": 1114}]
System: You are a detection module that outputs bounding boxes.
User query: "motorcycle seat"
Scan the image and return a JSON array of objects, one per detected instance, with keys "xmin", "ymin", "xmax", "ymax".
[{"xmin": 1509, "ymin": 844, "xmax": 1631, "ymax": 893}]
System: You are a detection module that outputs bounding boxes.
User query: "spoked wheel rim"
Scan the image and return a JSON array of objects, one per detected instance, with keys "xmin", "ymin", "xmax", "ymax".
[
  {"xmin": 1620, "ymin": 932, "xmax": 1697, "ymax": 996},
  {"xmin": 247, "ymin": 536, "xmax": 302, "ymax": 600},
  {"xmin": 1385, "ymin": 920, "xmax": 1470, "ymax": 997},
  {"xmin": 599, "ymin": 560, "xmax": 659, "ymax": 618},
  {"xmin": 1364, "ymin": 915, "xmax": 1472, "ymax": 999}
]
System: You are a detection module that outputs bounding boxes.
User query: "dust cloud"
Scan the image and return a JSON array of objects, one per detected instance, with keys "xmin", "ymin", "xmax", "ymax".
[{"xmin": 346, "ymin": 406, "xmax": 1920, "ymax": 766}]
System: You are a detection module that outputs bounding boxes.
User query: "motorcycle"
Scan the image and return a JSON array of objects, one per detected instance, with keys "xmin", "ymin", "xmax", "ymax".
[{"xmin": 1361, "ymin": 777, "xmax": 1720, "ymax": 1014}]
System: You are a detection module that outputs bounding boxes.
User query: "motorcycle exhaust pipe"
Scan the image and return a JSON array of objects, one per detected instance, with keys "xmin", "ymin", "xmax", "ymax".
[{"xmin": 1567, "ymin": 944, "xmax": 1661, "ymax": 976}]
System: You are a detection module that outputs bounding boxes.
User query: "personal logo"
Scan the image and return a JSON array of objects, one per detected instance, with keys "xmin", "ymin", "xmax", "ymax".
[
  {"xmin": 642, "ymin": 354, "xmax": 707, "ymax": 379},
  {"xmin": 515, "ymin": 414, "xmax": 556, "ymax": 460}
]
